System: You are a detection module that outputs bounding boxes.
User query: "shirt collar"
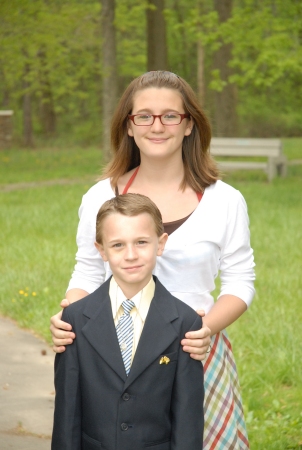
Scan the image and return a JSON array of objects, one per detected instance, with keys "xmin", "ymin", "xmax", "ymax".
[{"xmin": 109, "ymin": 276, "xmax": 155, "ymax": 322}]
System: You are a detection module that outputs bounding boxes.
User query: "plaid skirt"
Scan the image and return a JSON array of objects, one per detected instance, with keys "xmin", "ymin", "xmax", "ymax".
[{"xmin": 203, "ymin": 330, "xmax": 250, "ymax": 450}]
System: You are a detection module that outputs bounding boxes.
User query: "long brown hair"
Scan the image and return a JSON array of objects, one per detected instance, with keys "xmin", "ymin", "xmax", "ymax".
[{"xmin": 102, "ymin": 71, "xmax": 219, "ymax": 191}]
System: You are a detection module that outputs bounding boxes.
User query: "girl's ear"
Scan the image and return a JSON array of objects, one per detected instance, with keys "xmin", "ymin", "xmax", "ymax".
[
  {"xmin": 94, "ymin": 242, "xmax": 108, "ymax": 262},
  {"xmin": 184, "ymin": 118, "xmax": 194, "ymax": 136},
  {"xmin": 128, "ymin": 122, "xmax": 134, "ymax": 137}
]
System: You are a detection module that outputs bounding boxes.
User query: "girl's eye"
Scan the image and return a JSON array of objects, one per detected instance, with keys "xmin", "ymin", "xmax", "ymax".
[
  {"xmin": 138, "ymin": 114, "xmax": 152, "ymax": 120},
  {"xmin": 163, "ymin": 114, "xmax": 177, "ymax": 119}
]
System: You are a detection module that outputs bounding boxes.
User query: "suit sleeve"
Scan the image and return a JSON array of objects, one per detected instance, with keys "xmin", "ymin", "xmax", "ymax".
[
  {"xmin": 51, "ymin": 308, "xmax": 82, "ymax": 450},
  {"xmin": 171, "ymin": 315, "xmax": 204, "ymax": 450}
]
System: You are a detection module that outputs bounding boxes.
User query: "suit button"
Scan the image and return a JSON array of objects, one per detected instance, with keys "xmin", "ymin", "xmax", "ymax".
[
  {"xmin": 121, "ymin": 423, "xmax": 128, "ymax": 431},
  {"xmin": 122, "ymin": 393, "xmax": 130, "ymax": 401}
]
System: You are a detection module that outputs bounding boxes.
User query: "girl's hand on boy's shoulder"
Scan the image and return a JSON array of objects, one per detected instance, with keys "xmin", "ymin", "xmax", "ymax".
[
  {"xmin": 181, "ymin": 310, "xmax": 211, "ymax": 361},
  {"xmin": 50, "ymin": 302, "xmax": 76, "ymax": 354}
]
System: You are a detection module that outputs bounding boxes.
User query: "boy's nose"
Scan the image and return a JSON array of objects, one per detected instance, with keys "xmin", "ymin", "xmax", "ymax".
[{"xmin": 125, "ymin": 245, "xmax": 138, "ymax": 259}]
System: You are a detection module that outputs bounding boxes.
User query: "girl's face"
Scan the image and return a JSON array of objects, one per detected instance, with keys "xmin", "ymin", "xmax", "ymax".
[{"xmin": 127, "ymin": 88, "xmax": 193, "ymax": 161}]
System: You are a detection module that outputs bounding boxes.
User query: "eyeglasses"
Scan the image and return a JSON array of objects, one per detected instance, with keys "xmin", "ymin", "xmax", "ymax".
[{"xmin": 128, "ymin": 113, "xmax": 190, "ymax": 126}]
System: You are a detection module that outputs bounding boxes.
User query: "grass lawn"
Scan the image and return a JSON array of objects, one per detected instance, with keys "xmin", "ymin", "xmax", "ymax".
[
  {"xmin": 0, "ymin": 145, "xmax": 103, "ymax": 184},
  {"xmin": 1, "ymin": 139, "xmax": 302, "ymax": 448}
]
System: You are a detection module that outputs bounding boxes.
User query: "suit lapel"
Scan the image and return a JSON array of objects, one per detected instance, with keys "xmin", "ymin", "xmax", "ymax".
[
  {"xmin": 81, "ymin": 281, "xmax": 127, "ymax": 382},
  {"xmin": 124, "ymin": 280, "xmax": 179, "ymax": 390}
]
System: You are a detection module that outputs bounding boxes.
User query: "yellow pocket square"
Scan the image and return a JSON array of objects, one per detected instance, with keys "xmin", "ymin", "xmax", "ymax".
[{"xmin": 159, "ymin": 356, "xmax": 170, "ymax": 365}]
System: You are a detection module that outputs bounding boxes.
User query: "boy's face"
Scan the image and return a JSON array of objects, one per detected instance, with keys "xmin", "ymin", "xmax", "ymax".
[{"xmin": 95, "ymin": 212, "xmax": 168, "ymax": 298}]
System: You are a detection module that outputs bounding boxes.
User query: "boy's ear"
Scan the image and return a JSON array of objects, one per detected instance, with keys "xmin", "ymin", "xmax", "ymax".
[
  {"xmin": 94, "ymin": 241, "xmax": 108, "ymax": 262},
  {"xmin": 157, "ymin": 233, "xmax": 168, "ymax": 256}
]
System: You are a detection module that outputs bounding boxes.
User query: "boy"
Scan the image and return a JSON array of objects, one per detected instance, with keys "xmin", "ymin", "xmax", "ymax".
[{"xmin": 52, "ymin": 193, "xmax": 204, "ymax": 450}]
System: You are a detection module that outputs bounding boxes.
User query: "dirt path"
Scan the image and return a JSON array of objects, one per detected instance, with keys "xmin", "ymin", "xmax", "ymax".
[{"xmin": 0, "ymin": 316, "xmax": 54, "ymax": 449}]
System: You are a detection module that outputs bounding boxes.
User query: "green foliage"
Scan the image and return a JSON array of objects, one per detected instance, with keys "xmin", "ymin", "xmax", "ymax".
[
  {"xmin": 0, "ymin": 0, "xmax": 301, "ymax": 141},
  {"xmin": 0, "ymin": 0, "xmax": 102, "ymax": 139},
  {"xmin": 228, "ymin": 0, "xmax": 302, "ymax": 88},
  {"xmin": 164, "ymin": 0, "xmax": 302, "ymax": 135},
  {"xmin": 116, "ymin": 0, "xmax": 147, "ymax": 79}
]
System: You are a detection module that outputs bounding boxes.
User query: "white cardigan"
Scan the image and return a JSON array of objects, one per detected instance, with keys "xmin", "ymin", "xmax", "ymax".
[{"xmin": 67, "ymin": 179, "xmax": 255, "ymax": 313}]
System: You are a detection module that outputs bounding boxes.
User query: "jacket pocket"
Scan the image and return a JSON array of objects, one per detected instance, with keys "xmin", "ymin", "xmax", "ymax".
[
  {"xmin": 159, "ymin": 351, "xmax": 178, "ymax": 363},
  {"xmin": 145, "ymin": 438, "xmax": 170, "ymax": 449},
  {"xmin": 82, "ymin": 432, "xmax": 103, "ymax": 449}
]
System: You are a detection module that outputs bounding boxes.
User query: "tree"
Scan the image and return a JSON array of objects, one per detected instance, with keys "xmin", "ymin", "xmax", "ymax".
[
  {"xmin": 0, "ymin": 0, "xmax": 301, "ymax": 143},
  {"xmin": 101, "ymin": 0, "xmax": 118, "ymax": 162},
  {"xmin": 38, "ymin": 49, "xmax": 56, "ymax": 136},
  {"xmin": 212, "ymin": 0, "xmax": 237, "ymax": 137},
  {"xmin": 23, "ymin": 63, "xmax": 34, "ymax": 147},
  {"xmin": 0, "ymin": 0, "xmax": 103, "ymax": 144},
  {"xmin": 196, "ymin": 0, "xmax": 212, "ymax": 107},
  {"xmin": 146, "ymin": 0, "xmax": 168, "ymax": 71}
]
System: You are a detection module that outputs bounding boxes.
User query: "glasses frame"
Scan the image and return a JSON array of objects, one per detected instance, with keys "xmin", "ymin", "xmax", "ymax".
[{"xmin": 128, "ymin": 113, "xmax": 190, "ymax": 126}]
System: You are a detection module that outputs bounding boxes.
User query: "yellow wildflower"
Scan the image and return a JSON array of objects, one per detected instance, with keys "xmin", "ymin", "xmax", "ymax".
[{"xmin": 19, "ymin": 290, "xmax": 24, "ymax": 294}]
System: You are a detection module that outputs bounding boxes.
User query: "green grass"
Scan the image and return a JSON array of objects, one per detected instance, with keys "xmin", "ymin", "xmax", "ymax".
[
  {"xmin": 0, "ymin": 146, "xmax": 103, "ymax": 184},
  {"xmin": 225, "ymin": 168, "xmax": 302, "ymax": 449},
  {"xmin": 1, "ymin": 141, "xmax": 302, "ymax": 448},
  {"xmin": 0, "ymin": 183, "xmax": 94, "ymax": 336},
  {"xmin": 282, "ymin": 137, "xmax": 302, "ymax": 160}
]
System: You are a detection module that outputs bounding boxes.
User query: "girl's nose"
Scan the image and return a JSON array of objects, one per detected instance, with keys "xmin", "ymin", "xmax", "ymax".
[{"xmin": 150, "ymin": 116, "xmax": 165, "ymax": 132}]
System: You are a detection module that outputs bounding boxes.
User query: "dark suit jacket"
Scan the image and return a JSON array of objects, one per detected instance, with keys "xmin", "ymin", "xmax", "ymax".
[{"xmin": 52, "ymin": 277, "xmax": 204, "ymax": 450}]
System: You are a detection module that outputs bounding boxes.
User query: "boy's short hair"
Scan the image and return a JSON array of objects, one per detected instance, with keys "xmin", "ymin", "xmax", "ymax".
[{"xmin": 96, "ymin": 193, "xmax": 164, "ymax": 244}]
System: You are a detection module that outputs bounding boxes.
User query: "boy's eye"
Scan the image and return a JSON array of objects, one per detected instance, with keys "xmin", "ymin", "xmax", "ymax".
[
  {"xmin": 113, "ymin": 243, "xmax": 122, "ymax": 248},
  {"xmin": 137, "ymin": 240, "xmax": 147, "ymax": 245}
]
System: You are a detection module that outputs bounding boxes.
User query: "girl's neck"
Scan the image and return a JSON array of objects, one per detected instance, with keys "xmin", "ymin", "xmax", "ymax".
[{"xmin": 138, "ymin": 155, "xmax": 185, "ymax": 188}]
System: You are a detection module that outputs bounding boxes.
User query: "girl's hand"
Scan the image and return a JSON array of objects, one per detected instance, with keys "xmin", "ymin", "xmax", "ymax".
[
  {"xmin": 50, "ymin": 299, "xmax": 76, "ymax": 353},
  {"xmin": 181, "ymin": 310, "xmax": 211, "ymax": 361}
]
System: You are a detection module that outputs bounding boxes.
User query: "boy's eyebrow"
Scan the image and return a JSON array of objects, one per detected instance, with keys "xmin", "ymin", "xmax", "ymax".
[{"xmin": 107, "ymin": 235, "xmax": 152, "ymax": 243}]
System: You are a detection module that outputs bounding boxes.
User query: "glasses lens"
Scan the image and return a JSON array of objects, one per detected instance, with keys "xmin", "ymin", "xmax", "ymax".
[
  {"xmin": 161, "ymin": 114, "xmax": 181, "ymax": 125},
  {"xmin": 133, "ymin": 114, "xmax": 153, "ymax": 125}
]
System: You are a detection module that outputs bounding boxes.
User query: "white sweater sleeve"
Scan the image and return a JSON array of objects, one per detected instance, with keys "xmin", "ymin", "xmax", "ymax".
[
  {"xmin": 66, "ymin": 181, "xmax": 114, "ymax": 294},
  {"xmin": 218, "ymin": 188, "xmax": 256, "ymax": 307}
]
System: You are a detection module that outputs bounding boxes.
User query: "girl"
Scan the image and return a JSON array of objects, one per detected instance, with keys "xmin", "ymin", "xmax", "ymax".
[{"xmin": 51, "ymin": 71, "xmax": 255, "ymax": 449}]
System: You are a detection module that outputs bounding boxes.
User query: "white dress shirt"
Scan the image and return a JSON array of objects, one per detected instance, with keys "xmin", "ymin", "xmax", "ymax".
[
  {"xmin": 110, "ymin": 276, "xmax": 155, "ymax": 364},
  {"xmin": 67, "ymin": 179, "xmax": 256, "ymax": 314}
]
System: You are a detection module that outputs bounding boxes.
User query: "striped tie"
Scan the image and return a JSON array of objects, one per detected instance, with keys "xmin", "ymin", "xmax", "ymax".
[{"xmin": 116, "ymin": 300, "xmax": 135, "ymax": 376}]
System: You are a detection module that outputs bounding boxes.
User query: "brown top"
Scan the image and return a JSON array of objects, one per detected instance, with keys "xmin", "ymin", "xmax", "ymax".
[{"xmin": 163, "ymin": 213, "xmax": 193, "ymax": 235}]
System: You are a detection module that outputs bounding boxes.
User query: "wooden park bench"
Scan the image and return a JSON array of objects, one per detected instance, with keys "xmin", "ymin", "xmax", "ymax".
[
  {"xmin": 0, "ymin": 110, "xmax": 13, "ymax": 149},
  {"xmin": 210, "ymin": 138, "xmax": 287, "ymax": 181}
]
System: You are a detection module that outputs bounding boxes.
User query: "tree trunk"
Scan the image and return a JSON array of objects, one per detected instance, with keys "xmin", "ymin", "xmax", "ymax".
[
  {"xmin": 101, "ymin": 0, "xmax": 118, "ymax": 163},
  {"xmin": 196, "ymin": 0, "xmax": 207, "ymax": 108},
  {"xmin": 38, "ymin": 50, "xmax": 56, "ymax": 137},
  {"xmin": 146, "ymin": 0, "xmax": 168, "ymax": 71},
  {"xmin": 40, "ymin": 79, "xmax": 56, "ymax": 136},
  {"xmin": 23, "ymin": 66, "xmax": 34, "ymax": 147},
  {"xmin": 197, "ymin": 40, "xmax": 205, "ymax": 108},
  {"xmin": 213, "ymin": 0, "xmax": 237, "ymax": 137}
]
